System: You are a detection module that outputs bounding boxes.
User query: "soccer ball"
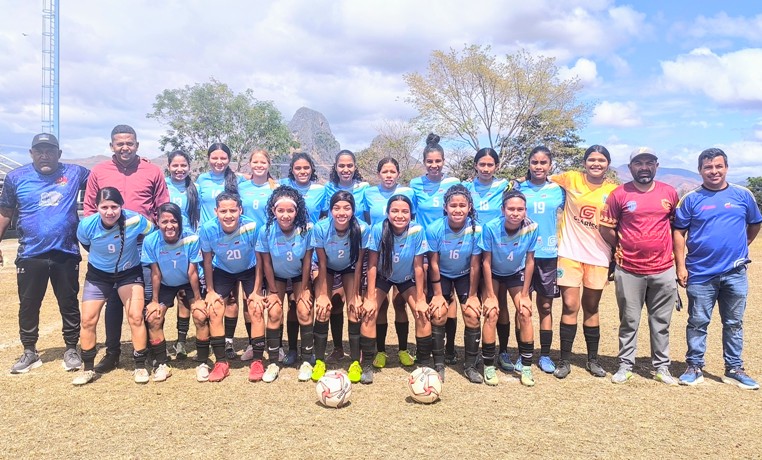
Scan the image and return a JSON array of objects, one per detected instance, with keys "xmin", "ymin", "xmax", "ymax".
[
  {"xmin": 316, "ymin": 371, "xmax": 352, "ymax": 408},
  {"xmin": 408, "ymin": 367, "xmax": 442, "ymax": 404}
]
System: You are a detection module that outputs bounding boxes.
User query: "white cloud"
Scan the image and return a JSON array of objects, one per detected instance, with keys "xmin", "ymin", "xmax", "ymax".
[
  {"xmin": 558, "ymin": 58, "xmax": 599, "ymax": 87},
  {"xmin": 591, "ymin": 101, "xmax": 642, "ymax": 127},
  {"xmin": 681, "ymin": 13, "xmax": 762, "ymax": 43},
  {"xmin": 660, "ymin": 48, "xmax": 762, "ymax": 108}
]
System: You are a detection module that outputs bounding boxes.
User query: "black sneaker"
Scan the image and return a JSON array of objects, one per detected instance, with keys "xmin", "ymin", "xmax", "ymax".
[
  {"xmin": 464, "ymin": 365, "xmax": 483, "ymax": 384},
  {"xmin": 435, "ymin": 364, "xmax": 446, "ymax": 383},
  {"xmin": 553, "ymin": 359, "xmax": 571, "ymax": 379},
  {"xmin": 224, "ymin": 343, "xmax": 237, "ymax": 360},
  {"xmin": 93, "ymin": 352, "xmax": 120, "ymax": 374},
  {"xmin": 174, "ymin": 341, "xmax": 188, "ymax": 360},
  {"xmin": 444, "ymin": 353, "xmax": 458, "ymax": 365},
  {"xmin": 586, "ymin": 359, "xmax": 606, "ymax": 377}
]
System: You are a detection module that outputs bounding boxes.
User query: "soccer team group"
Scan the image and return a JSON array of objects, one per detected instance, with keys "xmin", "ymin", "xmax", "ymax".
[{"xmin": 2, "ymin": 126, "xmax": 760, "ymax": 391}]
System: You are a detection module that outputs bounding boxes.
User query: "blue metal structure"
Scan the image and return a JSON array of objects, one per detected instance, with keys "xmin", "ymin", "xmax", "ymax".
[{"xmin": 41, "ymin": 0, "xmax": 59, "ymax": 139}]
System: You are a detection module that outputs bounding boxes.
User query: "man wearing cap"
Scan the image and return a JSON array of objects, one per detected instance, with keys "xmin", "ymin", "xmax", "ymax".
[
  {"xmin": 599, "ymin": 147, "xmax": 680, "ymax": 385},
  {"xmin": 83, "ymin": 124, "xmax": 169, "ymax": 373},
  {"xmin": 0, "ymin": 133, "xmax": 90, "ymax": 374},
  {"xmin": 673, "ymin": 148, "xmax": 761, "ymax": 390}
]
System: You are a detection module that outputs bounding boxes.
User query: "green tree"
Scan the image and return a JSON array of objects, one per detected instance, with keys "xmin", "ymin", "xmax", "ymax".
[
  {"xmin": 747, "ymin": 177, "xmax": 762, "ymax": 212},
  {"xmin": 147, "ymin": 78, "xmax": 297, "ymax": 172},
  {"xmin": 403, "ymin": 45, "xmax": 589, "ymax": 175},
  {"xmin": 355, "ymin": 120, "xmax": 424, "ymax": 186}
]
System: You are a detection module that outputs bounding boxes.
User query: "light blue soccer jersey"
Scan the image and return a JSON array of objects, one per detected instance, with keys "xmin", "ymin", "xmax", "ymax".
[
  {"xmin": 141, "ymin": 229, "xmax": 202, "ymax": 287},
  {"xmin": 255, "ymin": 223, "xmax": 313, "ymax": 279},
  {"xmin": 368, "ymin": 222, "xmax": 429, "ymax": 283},
  {"xmin": 77, "ymin": 209, "xmax": 154, "ymax": 273},
  {"xmin": 239, "ymin": 180, "xmax": 275, "ymax": 231},
  {"xmin": 426, "ymin": 217, "xmax": 482, "ymax": 278},
  {"xmin": 279, "ymin": 178, "xmax": 326, "ymax": 224},
  {"xmin": 479, "ymin": 217, "xmax": 538, "ymax": 276},
  {"xmin": 165, "ymin": 177, "xmax": 191, "ymax": 229},
  {"xmin": 196, "ymin": 171, "xmax": 245, "ymax": 226},
  {"xmin": 199, "ymin": 214, "xmax": 258, "ymax": 273},
  {"xmin": 465, "ymin": 178, "xmax": 509, "ymax": 225},
  {"xmin": 410, "ymin": 176, "xmax": 461, "ymax": 228},
  {"xmin": 517, "ymin": 180, "xmax": 565, "ymax": 259},
  {"xmin": 363, "ymin": 184, "xmax": 416, "ymax": 226},
  {"xmin": 310, "ymin": 218, "xmax": 370, "ymax": 272},
  {"xmin": 323, "ymin": 181, "xmax": 369, "ymax": 215}
]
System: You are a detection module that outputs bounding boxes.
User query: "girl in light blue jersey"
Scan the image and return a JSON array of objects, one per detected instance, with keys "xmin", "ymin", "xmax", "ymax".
[
  {"xmin": 426, "ymin": 185, "xmax": 483, "ymax": 383},
  {"xmin": 480, "ymin": 189, "xmax": 538, "ymax": 388},
  {"xmin": 311, "ymin": 191, "xmax": 369, "ymax": 384},
  {"xmin": 363, "ymin": 195, "xmax": 429, "ymax": 384},
  {"xmin": 410, "ymin": 133, "xmax": 461, "ymax": 228},
  {"xmin": 280, "ymin": 152, "xmax": 325, "ymax": 224},
  {"xmin": 141, "ymin": 202, "xmax": 204, "ymax": 382},
  {"xmin": 73, "ymin": 187, "xmax": 154, "ymax": 386},
  {"xmin": 465, "ymin": 147, "xmax": 510, "ymax": 225},
  {"xmin": 256, "ymin": 186, "xmax": 315, "ymax": 383},
  {"xmin": 239, "ymin": 148, "xmax": 278, "ymax": 230}
]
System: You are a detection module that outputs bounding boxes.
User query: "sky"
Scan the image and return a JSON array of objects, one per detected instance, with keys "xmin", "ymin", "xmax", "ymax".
[{"xmin": 1, "ymin": 0, "xmax": 761, "ymax": 180}]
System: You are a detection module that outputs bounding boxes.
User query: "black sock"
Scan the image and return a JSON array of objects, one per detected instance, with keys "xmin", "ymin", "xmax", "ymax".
[
  {"xmin": 225, "ymin": 316, "xmax": 238, "ymax": 341},
  {"xmin": 82, "ymin": 347, "xmax": 97, "ymax": 371},
  {"xmin": 287, "ymin": 320, "xmax": 299, "ymax": 352},
  {"xmin": 330, "ymin": 310, "xmax": 344, "ymax": 349},
  {"xmin": 540, "ymin": 329, "xmax": 553, "ymax": 357},
  {"xmin": 196, "ymin": 339, "xmax": 210, "ymax": 363},
  {"xmin": 211, "ymin": 336, "xmax": 227, "ymax": 362},
  {"xmin": 300, "ymin": 324, "xmax": 314, "ymax": 358},
  {"xmin": 348, "ymin": 321, "xmax": 361, "ymax": 362},
  {"xmin": 266, "ymin": 328, "xmax": 280, "ymax": 363},
  {"xmin": 151, "ymin": 340, "xmax": 168, "ymax": 365},
  {"xmin": 415, "ymin": 335, "xmax": 433, "ymax": 366},
  {"xmin": 445, "ymin": 317, "xmax": 457, "ymax": 355},
  {"xmin": 583, "ymin": 325, "xmax": 600, "ymax": 361},
  {"xmin": 519, "ymin": 340, "xmax": 534, "ymax": 367},
  {"xmin": 360, "ymin": 335, "xmax": 376, "ymax": 365},
  {"xmin": 432, "ymin": 325, "xmax": 446, "ymax": 366},
  {"xmin": 313, "ymin": 320, "xmax": 329, "ymax": 361},
  {"xmin": 278, "ymin": 323, "xmax": 284, "ymax": 348},
  {"xmin": 394, "ymin": 321, "xmax": 409, "ymax": 351},
  {"xmin": 244, "ymin": 321, "xmax": 252, "ymax": 340},
  {"xmin": 482, "ymin": 341, "xmax": 496, "ymax": 367},
  {"xmin": 250, "ymin": 335, "xmax": 266, "ymax": 361},
  {"xmin": 376, "ymin": 323, "xmax": 388, "ymax": 353},
  {"xmin": 177, "ymin": 316, "xmax": 190, "ymax": 343},
  {"xmin": 463, "ymin": 326, "xmax": 481, "ymax": 368},
  {"xmin": 559, "ymin": 323, "xmax": 577, "ymax": 361},
  {"xmin": 497, "ymin": 322, "xmax": 510, "ymax": 354},
  {"xmin": 133, "ymin": 348, "xmax": 148, "ymax": 368}
]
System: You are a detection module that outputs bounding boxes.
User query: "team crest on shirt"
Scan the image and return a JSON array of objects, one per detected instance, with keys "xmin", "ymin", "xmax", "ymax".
[
  {"xmin": 661, "ymin": 199, "xmax": 672, "ymax": 211},
  {"xmin": 626, "ymin": 201, "xmax": 637, "ymax": 212},
  {"xmin": 725, "ymin": 202, "xmax": 735, "ymax": 208},
  {"xmin": 160, "ymin": 250, "xmax": 169, "ymax": 255},
  {"xmin": 55, "ymin": 176, "xmax": 68, "ymax": 186}
]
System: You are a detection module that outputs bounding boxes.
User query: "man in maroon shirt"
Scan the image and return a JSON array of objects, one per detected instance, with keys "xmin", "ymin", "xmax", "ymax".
[
  {"xmin": 599, "ymin": 147, "xmax": 680, "ymax": 385},
  {"xmin": 83, "ymin": 124, "xmax": 169, "ymax": 373}
]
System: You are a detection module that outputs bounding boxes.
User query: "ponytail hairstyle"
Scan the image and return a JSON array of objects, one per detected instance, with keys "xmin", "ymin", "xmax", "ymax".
[
  {"xmin": 288, "ymin": 152, "xmax": 318, "ymax": 183},
  {"xmin": 422, "ymin": 133, "xmax": 444, "ymax": 161},
  {"xmin": 443, "ymin": 184, "xmax": 477, "ymax": 233},
  {"xmin": 329, "ymin": 150, "xmax": 364, "ymax": 185},
  {"xmin": 379, "ymin": 194, "xmax": 413, "ymax": 278},
  {"xmin": 526, "ymin": 146, "xmax": 552, "ymax": 181},
  {"xmin": 329, "ymin": 190, "xmax": 361, "ymax": 265},
  {"xmin": 95, "ymin": 186, "xmax": 126, "ymax": 274},
  {"xmin": 167, "ymin": 150, "xmax": 199, "ymax": 230},
  {"xmin": 158, "ymin": 202, "xmax": 184, "ymax": 236},
  {"xmin": 265, "ymin": 185, "xmax": 308, "ymax": 235},
  {"xmin": 207, "ymin": 143, "xmax": 239, "ymax": 195}
]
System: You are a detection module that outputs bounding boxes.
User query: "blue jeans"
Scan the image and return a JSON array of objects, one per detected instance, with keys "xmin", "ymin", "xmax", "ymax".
[{"xmin": 685, "ymin": 266, "xmax": 748, "ymax": 369}]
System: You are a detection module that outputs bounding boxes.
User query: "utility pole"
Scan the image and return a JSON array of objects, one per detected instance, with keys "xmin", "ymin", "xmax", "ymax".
[{"xmin": 42, "ymin": 0, "xmax": 59, "ymax": 139}]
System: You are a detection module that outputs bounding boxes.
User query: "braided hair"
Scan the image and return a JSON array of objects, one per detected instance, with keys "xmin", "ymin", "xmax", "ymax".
[
  {"xmin": 207, "ymin": 143, "xmax": 239, "ymax": 194},
  {"xmin": 288, "ymin": 152, "xmax": 318, "ymax": 183},
  {"xmin": 443, "ymin": 184, "xmax": 477, "ymax": 233},
  {"xmin": 167, "ymin": 150, "xmax": 199, "ymax": 230},
  {"xmin": 379, "ymin": 194, "xmax": 414, "ymax": 278},
  {"xmin": 329, "ymin": 190, "xmax": 361, "ymax": 265},
  {"xmin": 329, "ymin": 150, "xmax": 364, "ymax": 185},
  {"xmin": 265, "ymin": 185, "xmax": 308, "ymax": 235},
  {"xmin": 95, "ymin": 187, "xmax": 126, "ymax": 274}
]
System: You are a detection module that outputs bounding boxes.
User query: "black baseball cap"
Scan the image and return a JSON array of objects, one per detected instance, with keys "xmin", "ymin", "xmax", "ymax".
[{"xmin": 31, "ymin": 133, "xmax": 59, "ymax": 148}]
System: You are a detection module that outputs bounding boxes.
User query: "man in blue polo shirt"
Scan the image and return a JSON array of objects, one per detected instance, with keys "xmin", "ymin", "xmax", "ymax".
[
  {"xmin": 0, "ymin": 133, "xmax": 90, "ymax": 374},
  {"xmin": 674, "ymin": 148, "xmax": 762, "ymax": 390}
]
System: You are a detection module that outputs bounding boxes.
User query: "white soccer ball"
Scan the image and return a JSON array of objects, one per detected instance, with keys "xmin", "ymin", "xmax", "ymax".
[
  {"xmin": 316, "ymin": 371, "xmax": 352, "ymax": 408},
  {"xmin": 408, "ymin": 367, "xmax": 442, "ymax": 404}
]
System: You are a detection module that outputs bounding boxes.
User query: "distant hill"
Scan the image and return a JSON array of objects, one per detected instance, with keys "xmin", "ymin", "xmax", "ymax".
[
  {"xmin": 614, "ymin": 164, "xmax": 701, "ymax": 194},
  {"xmin": 288, "ymin": 107, "xmax": 340, "ymax": 177}
]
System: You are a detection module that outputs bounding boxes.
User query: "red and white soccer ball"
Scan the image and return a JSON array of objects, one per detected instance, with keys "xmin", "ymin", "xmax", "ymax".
[
  {"xmin": 316, "ymin": 371, "xmax": 352, "ymax": 408},
  {"xmin": 408, "ymin": 367, "xmax": 442, "ymax": 404}
]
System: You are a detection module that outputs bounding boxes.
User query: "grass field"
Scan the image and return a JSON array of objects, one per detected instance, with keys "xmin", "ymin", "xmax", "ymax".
[{"xmin": 0, "ymin": 239, "xmax": 760, "ymax": 459}]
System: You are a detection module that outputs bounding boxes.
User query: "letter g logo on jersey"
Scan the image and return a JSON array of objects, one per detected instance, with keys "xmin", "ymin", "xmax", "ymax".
[{"xmin": 579, "ymin": 206, "xmax": 596, "ymax": 220}]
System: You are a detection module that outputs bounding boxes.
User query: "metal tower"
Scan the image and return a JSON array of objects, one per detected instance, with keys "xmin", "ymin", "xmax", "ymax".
[{"xmin": 41, "ymin": 0, "xmax": 59, "ymax": 139}]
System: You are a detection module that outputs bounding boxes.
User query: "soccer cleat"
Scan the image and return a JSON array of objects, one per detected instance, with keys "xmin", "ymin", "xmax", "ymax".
[
  {"xmin": 497, "ymin": 352, "xmax": 514, "ymax": 372},
  {"xmin": 262, "ymin": 363, "xmax": 280, "ymax": 383},
  {"xmin": 398, "ymin": 350, "xmax": 415, "ymax": 366},
  {"xmin": 240, "ymin": 345, "xmax": 254, "ymax": 361},
  {"xmin": 10, "ymin": 349, "xmax": 42, "ymax": 374},
  {"xmin": 208, "ymin": 361, "xmax": 231, "ymax": 382},
  {"xmin": 133, "ymin": 368, "xmax": 150, "ymax": 384},
  {"xmin": 679, "ymin": 366, "xmax": 704, "ymax": 386},
  {"xmin": 611, "ymin": 367, "xmax": 633, "ymax": 384},
  {"xmin": 71, "ymin": 369, "xmax": 96, "ymax": 386},
  {"xmin": 586, "ymin": 359, "xmax": 606, "ymax": 377},
  {"xmin": 62, "ymin": 348, "xmax": 82, "ymax": 371},
  {"xmin": 283, "ymin": 349, "xmax": 298, "ymax": 366},
  {"xmin": 554, "ymin": 360, "xmax": 571, "ymax": 379},
  {"xmin": 311, "ymin": 360, "xmax": 326, "ymax": 382},
  {"xmin": 520, "ymin": 366, "xmax": 535, "ymax": 387},
  {"xmin": 722, "ymin": 368, "xmax": 760, "ymax": 390},
  {"xmin": 93, "ymin": 352, "xmax": 119, "ymax": 374},
  {"xmin": 153, "ymin": 363, "xmax": 172, "ymax": 382},
  {"xmin": 196, "ymin": 363, "xmax": 211, "ymax": 382},
  {"xmin": 248, "ymin": 360, "xmax": 265, "ymax": 382},
  {"xmin": 224, "ymin": 343, "xmax": 238, "ymax": 360},
  {"xmin": 173, "ymin": 341, "xmax": 188, "ymax": 360},
  {"xmin": 326, "ymin": 347, "xmax": 344, "ymax": 364},
  {"xmin": 484, "ymin": 365, "xmax": 499, "ymax": 386},
  {"xmin": 654, "ymin": 367, "xmax": 678, "ymax": 386},
  {"xmin": 514, "ymin": 357, "xmax": 523, "ymax": 374},
  {"xmin": 464, "ymin": 365, "xmax": 483, "ymax": 384},
  {"xmin": 444, "ymin": 352, "xmax": 458, "ymax": 365},
  {"xmin": 278, "ymin": 347, "xmax": 286, "ymax": 363},
  {"xmin": 360, "ymin": 363, "xmax": 374, "ymax": 384},
  {"xmin": 538, "ymin": 356, "xmax": 556, "ymax": 374},
  {"xmin": 435, "ymin": 364, "xmax": 446, "ymax": 383},
  {"xmin": 298, "ymin": 361, "xmax": 313, "ymax": 381},
  {"xmin": 348, "ymin": 360, "xmax": 362, "ymax": 383},
  {"xmin": 372, "ymin": 351, "xmax": 388, "ymax": 369}
]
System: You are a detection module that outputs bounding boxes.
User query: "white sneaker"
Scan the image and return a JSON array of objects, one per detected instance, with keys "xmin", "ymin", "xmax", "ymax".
[
  {"xmin": 153, "ymin": 363, "xmax": 172, "ymax": 382},
  {"xmin": 196, "ymin": 363, "xmax": 211, "ymax": 382},
  {"xmin": 263, "ymin": 363, "xmax": 280, "ymax": 383},
  {"xmin": 655, "ymin": 367, "xmax": 679, "ymax": 386},
  {"xmin": 298, "ymin": 361, "xmax": 313, "ymax": 381},
  {"xmin": 133, "ymin": 368, "xmax": 150, "ymax": 384},
  {"xmin": 240, "ymin": 344, "xmax": 254, "ymax": 361},
  {"xmin": 72, "ymin": 369, "xmax": 95, "ymax": 386},
  {"xmin": 611, "ymin": 367, "xmax": 633, "ymax": 384}
]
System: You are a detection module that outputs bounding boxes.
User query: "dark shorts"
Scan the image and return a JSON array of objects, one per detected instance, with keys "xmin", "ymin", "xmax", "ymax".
[
  {"xmin": 376, "ymin": 276, "xmax": 415, "ymax": 295},
  {"xmin": 83, "ymin": 264, "xmax": 144, "ymax": 302},
  {"xmin": 275, "ymin": 275, "xmax": 302, "ymax": 284},
  {"xmin": 532, "ymin": 257, "xmax": 560, "ymax": 298},
  {"xmin": 329, "ymin": 265, "xmax": 356, "ymax": 291},
  {"xmin": 212, "ymin": 266, "xmax": 257, "ymax": 299},
  {"xmin": 157, "ymin": 283, "xmax": 196, "ymax": 308},
  {"xmin": 491, "ymin": 270, "xmax": 525, "ymax": 289},
  {"xmin": 427, "ymin": 274, "xmax": 470, "ymax": 303}
]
